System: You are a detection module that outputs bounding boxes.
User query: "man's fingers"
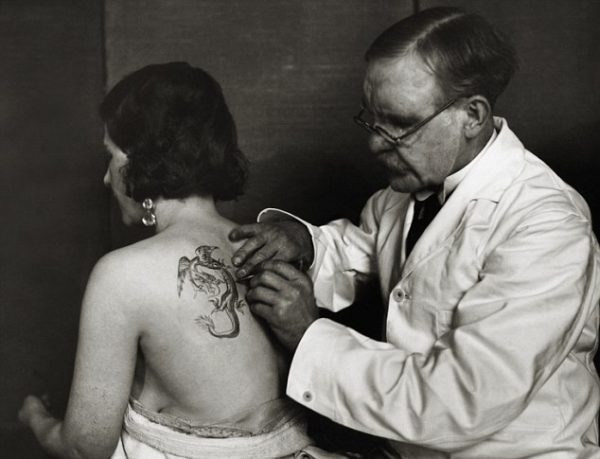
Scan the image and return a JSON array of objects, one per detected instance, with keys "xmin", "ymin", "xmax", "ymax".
[
  {"xmin": 228, "ymin": 223, "xmax": 263, "ymax": 242},
  {"xmin": 246, "ymin": 285, "xmax": 280, "ymax": 306},
  {"xmin": 230, "ymin": 225, "xmax": 266, "ymax": 267},
  {"xmin": 248, "ymin": 302, "xmax": 275, "ymax": 322},
  {"xmin": 249, "ymin": 269, "xmax": 288, "ymax": 291},
  {"xmin": 235, "ymin": 249, "xmax": 279, "ymax": 279},
  {"xmin": 231, "ymin": 238, "xmax": 268, "ymax": 274},
  {"xmin": 261, "ymin": 260, "xmax": 305, "ymax": 281}
]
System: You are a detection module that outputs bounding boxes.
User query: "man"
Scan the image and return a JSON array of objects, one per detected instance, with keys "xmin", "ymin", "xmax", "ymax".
[{"xmin": 230, "ymin": 7, "xmax": 600, "ymax": 458}]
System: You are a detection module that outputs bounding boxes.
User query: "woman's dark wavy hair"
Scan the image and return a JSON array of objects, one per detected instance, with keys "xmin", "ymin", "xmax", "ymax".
[
  {"xmin": 100, "ymin": 62, "xmax": 248, "ymax": 202},
  {"xmin": 366, "ymin": 7, "xmax": 518, "ymax": 107}
]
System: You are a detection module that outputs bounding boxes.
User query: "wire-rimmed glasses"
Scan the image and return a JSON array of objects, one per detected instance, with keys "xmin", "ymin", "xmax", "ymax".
[{"xmin": 353, "ymin": 97, "xmax": 460, "ymax": 144}]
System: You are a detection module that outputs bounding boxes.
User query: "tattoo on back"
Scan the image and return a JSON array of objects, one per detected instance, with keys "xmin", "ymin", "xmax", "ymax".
[{"xmin": 177, "ymin": 245, "xmax": 246, "ymax": 338}]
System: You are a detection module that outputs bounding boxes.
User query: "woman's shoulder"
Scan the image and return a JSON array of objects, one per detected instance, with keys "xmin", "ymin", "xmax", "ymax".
[
  {"xmin": 84, "ymin": 240, "xmax": 170, "ymax": 305},
  {"xmin": 89, "ymin": 231, "xmax": 240, "ymax": 306},
  {"xmin": 91, "ymin": 241, "xmax": 158, "ymax": 285}
]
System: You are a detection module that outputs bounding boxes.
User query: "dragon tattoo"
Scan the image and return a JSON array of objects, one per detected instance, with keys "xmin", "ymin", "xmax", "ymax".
[{"xmin": 177, "ymin": 245, "xmax": 246, "ymax": 338}]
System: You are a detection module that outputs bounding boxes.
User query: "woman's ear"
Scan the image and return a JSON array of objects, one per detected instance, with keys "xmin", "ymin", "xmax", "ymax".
[{"xmin": 463, "ymin": 95, "xmax": 492, "ymax": 139}]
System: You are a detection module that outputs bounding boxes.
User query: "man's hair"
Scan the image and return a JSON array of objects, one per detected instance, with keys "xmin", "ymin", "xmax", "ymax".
[
  {"xmin": 366, "ymin": 7, "xmax": 518, "ymax": 107},
  {"xmin": 100, "ymin": 62, "xmax": 248, "ymax": 202}
]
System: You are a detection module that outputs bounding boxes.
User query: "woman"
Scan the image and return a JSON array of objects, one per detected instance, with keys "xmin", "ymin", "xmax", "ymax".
[{"xmin": 19, "ymin": 62, "xmax": 314, "ymax": 459}]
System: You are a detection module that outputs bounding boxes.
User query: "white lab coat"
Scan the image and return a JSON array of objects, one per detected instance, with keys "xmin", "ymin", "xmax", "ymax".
[{"xmin": 271, "ymin": 118, "xmax": 600, "ymax": 458}]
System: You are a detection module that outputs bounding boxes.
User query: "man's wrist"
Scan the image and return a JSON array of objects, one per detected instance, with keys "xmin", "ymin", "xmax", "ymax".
[{"xmin": 299, "ymin": 243, "xmax": 314, "ymax": 271}]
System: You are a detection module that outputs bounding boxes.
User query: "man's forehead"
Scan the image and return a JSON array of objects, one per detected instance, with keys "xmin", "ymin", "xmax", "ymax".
[
  {"xmin": 363, "ymin": 54, "xmax": 441, "ymax": 108},
  {"xmin": 365, "ymin": 54, "xmax": 436, "ymax": 88}
]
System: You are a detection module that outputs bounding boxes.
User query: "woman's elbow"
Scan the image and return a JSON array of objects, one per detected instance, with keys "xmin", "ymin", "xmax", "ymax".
[
  {"xmin": 60, "ymin": 432, "xmax": 117, "ymax": 459},
  {"xmin": 65, "ymin": 443, "xmax": 115, "ymax": 459}
]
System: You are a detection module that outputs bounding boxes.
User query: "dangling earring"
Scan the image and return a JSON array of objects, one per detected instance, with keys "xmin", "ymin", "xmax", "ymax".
[{"xmin": 141, "ymin": 198, "xmax": 157, "ymax": 227}]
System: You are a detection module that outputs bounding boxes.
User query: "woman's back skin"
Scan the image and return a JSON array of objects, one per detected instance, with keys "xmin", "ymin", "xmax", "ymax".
[
  {"xmin": 110, "ymin": 204, "xmax": 287, "ymax": 423},
  {"xmin": 38, "ymin": 200, "xmax": 289, "ymax": 459}
]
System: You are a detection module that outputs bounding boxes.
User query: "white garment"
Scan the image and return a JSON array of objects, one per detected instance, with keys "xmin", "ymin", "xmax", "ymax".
[
  {"xmin": 264, "ymin": 118, "xmax": 600, "ymax": 458},
  {"xmin": 111, "ymin": 399, "xmax": 317, "ymax": 459}
]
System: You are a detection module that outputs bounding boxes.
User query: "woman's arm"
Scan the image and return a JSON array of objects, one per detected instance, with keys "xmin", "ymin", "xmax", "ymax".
[{"xmin": 19, "ymin": 253, "xmax": 140, "ymax": 459}]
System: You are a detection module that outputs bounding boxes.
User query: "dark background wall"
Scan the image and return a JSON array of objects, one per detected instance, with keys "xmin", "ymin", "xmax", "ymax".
[
  {"xmin": 1, "ymin": 1, "xmax": 598, "ymax": 456},
  {"xmin": 104, "ymin": 0, "xmax": 405, "ymax": 247},
  {"xmin": 0, "ymin": 1, "xmax": 106, "ymax": 457}
]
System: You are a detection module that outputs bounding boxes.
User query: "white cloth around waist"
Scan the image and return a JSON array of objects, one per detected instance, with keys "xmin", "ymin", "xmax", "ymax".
[{"xmin": 111, "ymin": 399, "xmax": 316, "ymax": 459}]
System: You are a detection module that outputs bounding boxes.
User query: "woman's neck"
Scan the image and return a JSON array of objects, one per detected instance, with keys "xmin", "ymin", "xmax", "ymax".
[{"xmin": 152, "ymin": 195, "xmax": 221, "ymax": 233}]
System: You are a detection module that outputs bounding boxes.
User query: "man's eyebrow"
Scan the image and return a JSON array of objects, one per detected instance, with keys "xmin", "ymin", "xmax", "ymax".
[
  {"xmin": 358, "ymin": 102, "xmax": 418, "ymax": 126},
  {"xmin": 388, "ymin": 113, "xmax": 415, "ymax": 125}
]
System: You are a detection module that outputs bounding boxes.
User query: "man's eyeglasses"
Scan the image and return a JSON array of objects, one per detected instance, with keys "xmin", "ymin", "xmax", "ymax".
[{"xmin": 353, "ymin": 97, "xmax": 460, "ymax": 145}]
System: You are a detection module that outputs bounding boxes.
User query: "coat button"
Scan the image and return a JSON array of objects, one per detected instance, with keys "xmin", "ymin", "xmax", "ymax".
[
  {"xmin": 392, "ymin": 289, "xmax": 410, "ymax": 302},
  {"xmin": 302, "ymin": 391, "xmax": 313, "ymax": 402}
]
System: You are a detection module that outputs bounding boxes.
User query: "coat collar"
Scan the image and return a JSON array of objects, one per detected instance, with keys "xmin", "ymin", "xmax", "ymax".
[{"xmin": 401, "ymin": 117, "xmax": 527, "ymax": 277}]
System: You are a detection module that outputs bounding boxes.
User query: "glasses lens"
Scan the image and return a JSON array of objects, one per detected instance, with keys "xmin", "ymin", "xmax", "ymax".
[
  {"xmin": 359, "ymin": 109, "xmax": 376, "ymax": 126},
  {"xmin": 374, "ymin": 126, "xmax": 397, "ymax": 143},
  {"xmin": 354, "ymin": 113, "xmax": 371, "ymax": 131},
  {"xmin": 354, "ymin": 110, "xmax": 398, "ymax": 143}
]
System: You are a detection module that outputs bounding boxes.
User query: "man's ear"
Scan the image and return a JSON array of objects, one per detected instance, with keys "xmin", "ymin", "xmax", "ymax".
[{"xmin": 463, "ymin": 95, "xmax": 492, "ymax": 139}]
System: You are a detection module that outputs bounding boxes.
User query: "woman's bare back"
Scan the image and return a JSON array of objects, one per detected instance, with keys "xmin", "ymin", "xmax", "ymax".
[{"xmin": 114, "ymin": 218, "xmax": 287, "ymax": 425}]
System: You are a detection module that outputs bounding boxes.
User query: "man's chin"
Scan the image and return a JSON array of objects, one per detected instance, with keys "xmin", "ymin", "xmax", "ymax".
[{"xmin": 388, "ymin": 176, "xmax": 419, "ymax": 193}]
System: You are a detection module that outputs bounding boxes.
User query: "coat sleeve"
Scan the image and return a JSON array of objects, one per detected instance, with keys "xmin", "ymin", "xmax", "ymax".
[
  {"xmin": 259, "ymin": 189, "xmax": 388, "ymax": 312},
  {"xmin": 286, "ymin": 207, "xmax": 600, "ymax": 451}
]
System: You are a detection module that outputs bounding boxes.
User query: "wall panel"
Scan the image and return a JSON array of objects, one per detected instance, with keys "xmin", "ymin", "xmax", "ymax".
[
  {"xmin": 104, "ymin": 0, "xmax": 414, "ymax": 246},
  {"xmin": 0, "ymin": 1, "xmax": 106, "ymax": 456}
]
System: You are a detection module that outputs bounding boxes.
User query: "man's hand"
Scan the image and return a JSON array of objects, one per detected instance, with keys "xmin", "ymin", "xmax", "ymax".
[
  {"xmin": 246, "ymin": 260, "xmax": 319, "ymax": 352},
  {"xmin": 229, "ymin": 220, "xmax": 314, "ymax": 279}
]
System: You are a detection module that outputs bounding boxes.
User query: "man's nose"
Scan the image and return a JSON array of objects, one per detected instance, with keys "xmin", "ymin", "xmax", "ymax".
[{"xmin": 368, "ymin": 131, "xmax": 391, "ymax": 153}]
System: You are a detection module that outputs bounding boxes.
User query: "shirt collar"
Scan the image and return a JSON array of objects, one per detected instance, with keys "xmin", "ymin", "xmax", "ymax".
[{"xmin": 414, "ymin": 128, "xmax": 498, "ymax": 204}]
